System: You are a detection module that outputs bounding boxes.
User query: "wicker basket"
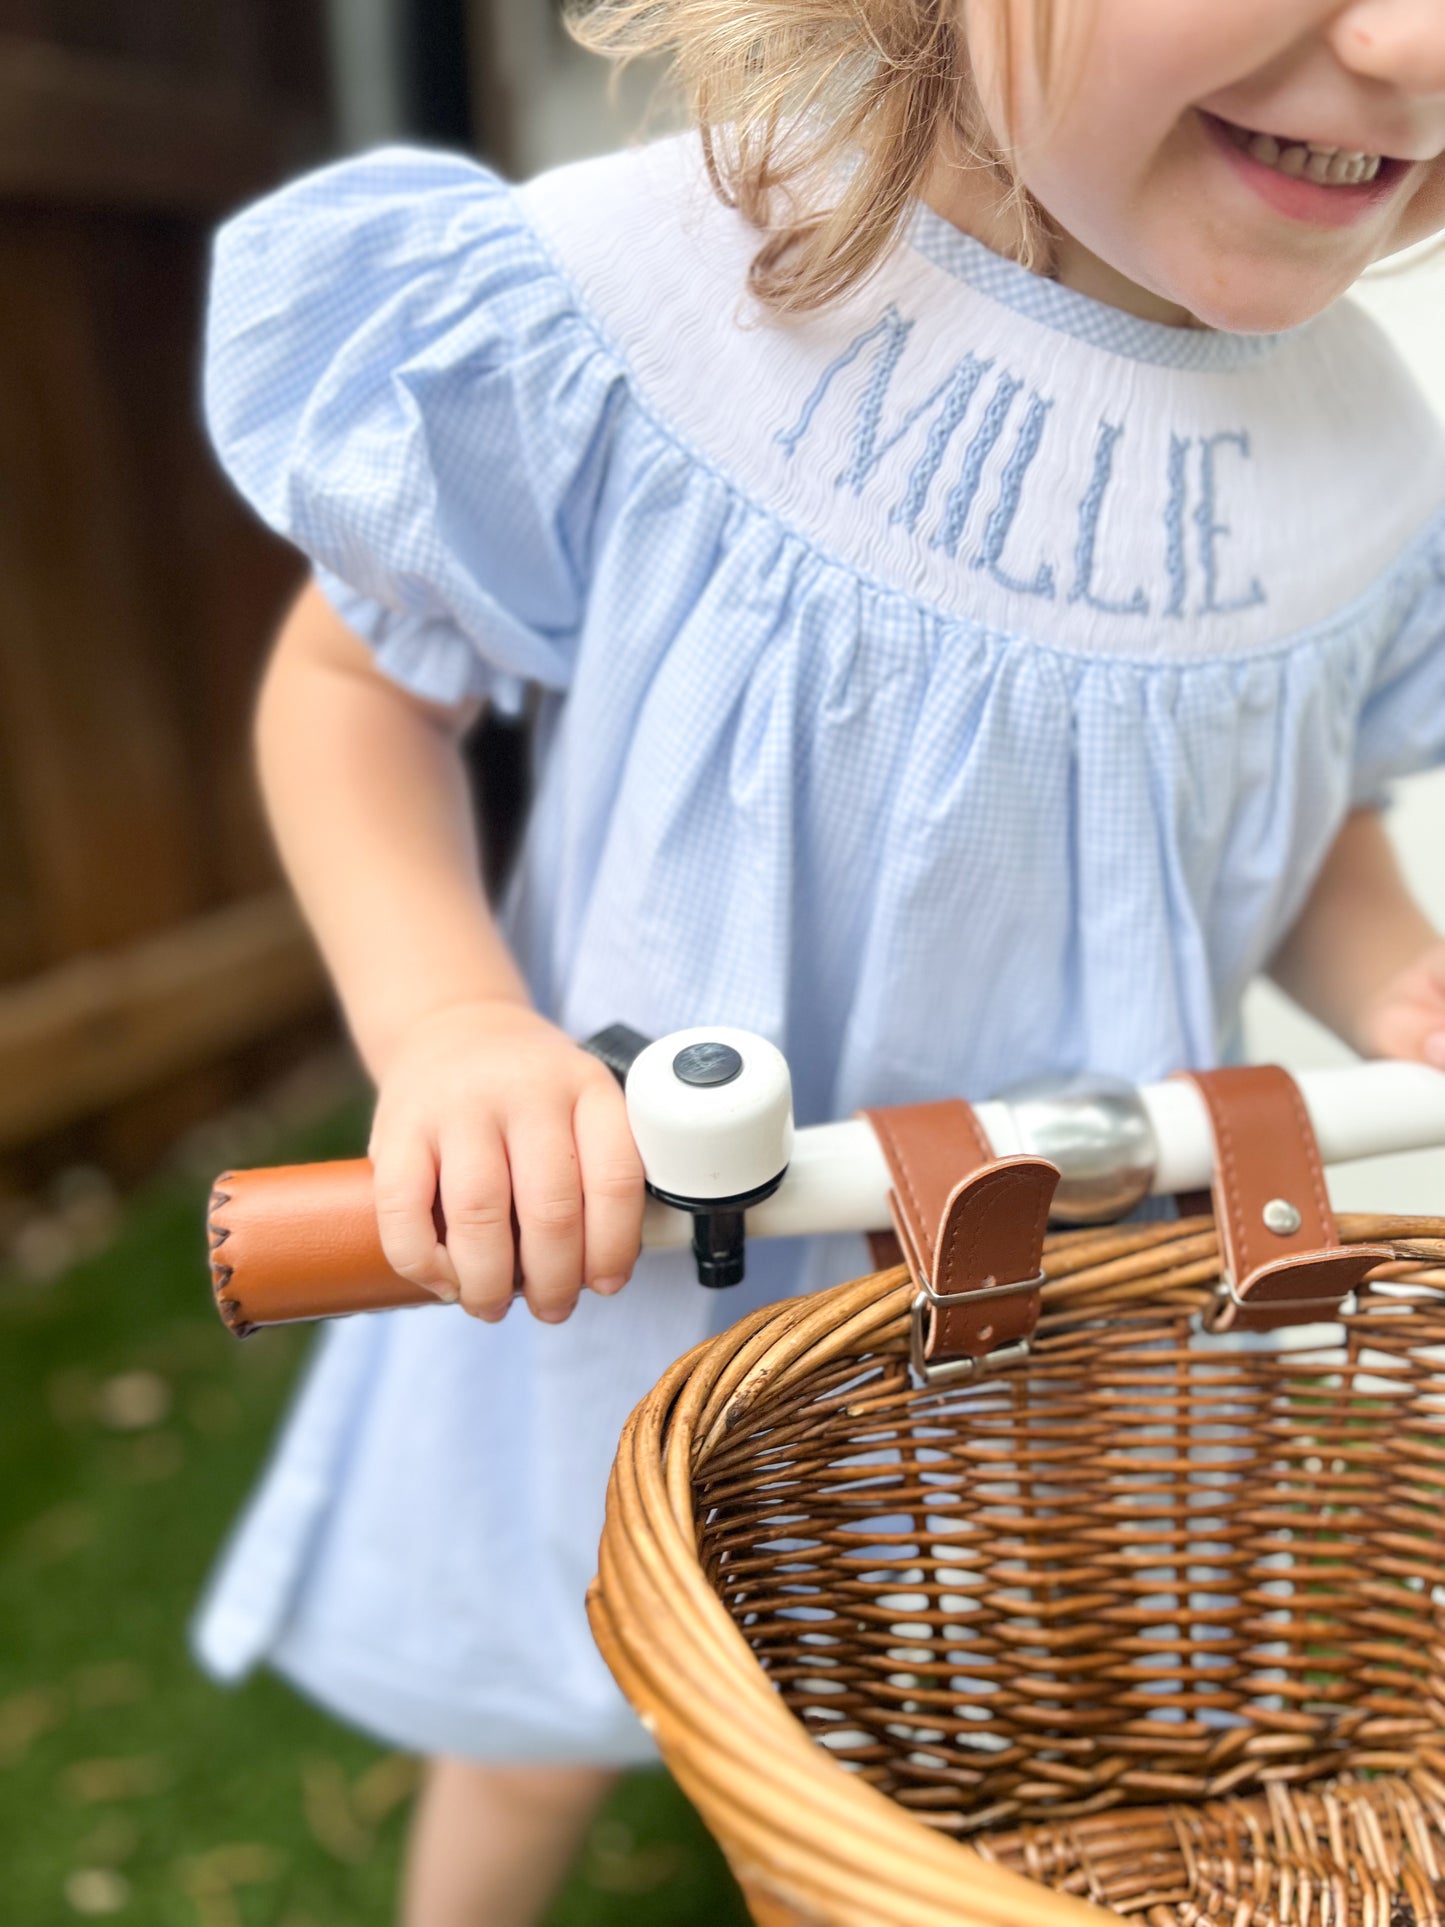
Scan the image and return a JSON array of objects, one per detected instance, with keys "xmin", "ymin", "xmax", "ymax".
[{"xmin": 590, "ymin": 1208, "xmax": 1445, "ymax": 1926}]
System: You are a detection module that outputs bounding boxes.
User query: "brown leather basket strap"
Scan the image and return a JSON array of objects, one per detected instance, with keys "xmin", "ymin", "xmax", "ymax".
[
  {"xmin": 1179, "ymin": 1066, "xmax": 1393, "ymax": 1333},
  {"xmin": 208, "ymin": 1160, "xmax": 436, "ymax": 1337},
  {"xmin": 863, "ymin": 1101, "xmax": 1059, "ymax": 1371},
  {"xmin": 864, "ymin": 1098, "xmax": 993, "ymax": 1271},
  {"xmin": 864, "ymin": 1099, "xmax": 995, "ymax": 1278},
  {"xmin": 923, "ymin": 1157, "xmax": 1059, "ymax": 1366}
]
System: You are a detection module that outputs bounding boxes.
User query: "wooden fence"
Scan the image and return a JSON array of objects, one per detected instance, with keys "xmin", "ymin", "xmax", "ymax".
[{"xmin": 0, "ymin": 2, "xmax": 335, "ymax": 1173}]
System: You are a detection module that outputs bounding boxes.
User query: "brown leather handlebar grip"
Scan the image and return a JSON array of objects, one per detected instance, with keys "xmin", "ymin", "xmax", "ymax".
[{"xmin": 208, "ymin": 1160, "xmax": 437, "ymax": 1337}]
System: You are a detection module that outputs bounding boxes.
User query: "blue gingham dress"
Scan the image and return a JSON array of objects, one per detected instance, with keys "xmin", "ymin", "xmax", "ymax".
[{"xmin": 193, "ymin": 133, "xmax": 1445, "ymax": 1763}]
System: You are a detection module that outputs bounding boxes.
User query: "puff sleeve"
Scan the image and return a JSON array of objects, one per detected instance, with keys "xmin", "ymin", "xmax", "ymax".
[
  {"xmin": 1351, "ymin": 535, "xmax": 1445, "ymax": 806},
  {"xmin": 204, "ymin": 147, "xmax": 623, "ymax": 706}
]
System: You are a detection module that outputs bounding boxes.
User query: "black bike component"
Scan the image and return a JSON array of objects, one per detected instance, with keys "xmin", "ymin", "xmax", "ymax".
[
  {"xmin": 582, "ymin": 1024, "xmax": 653, "ymax": 1088},
  {"xmin": 646, "ymin": 1170, "xmax": 788, "ymax": 1289}
]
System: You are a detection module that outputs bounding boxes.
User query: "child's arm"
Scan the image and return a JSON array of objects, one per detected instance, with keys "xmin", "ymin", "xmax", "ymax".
[
  {"xmin": 256, "ymin": 581, "xmax": 645, "ymax": 1322},
  {"xmin": 1267, "ymin": 808, "xmax": 1445, "ymax": 1067}
]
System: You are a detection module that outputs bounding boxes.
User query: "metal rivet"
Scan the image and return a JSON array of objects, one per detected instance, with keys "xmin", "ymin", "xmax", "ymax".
[{"xmin": 1262, "ymin": 1198, "xmax": 1302, "ymax": 1237}]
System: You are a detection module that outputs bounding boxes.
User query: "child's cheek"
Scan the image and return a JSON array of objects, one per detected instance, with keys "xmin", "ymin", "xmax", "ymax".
[{"xmin": 1385, "ymin": 162, "xmax": 1445, "ymax": 262}]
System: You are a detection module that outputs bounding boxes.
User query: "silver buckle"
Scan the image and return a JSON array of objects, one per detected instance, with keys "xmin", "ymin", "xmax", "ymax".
[
  {"xmin": 1207, "ymin": 1272, "xmax": 1355, "ymax": 1331},
  {"xmin": 908, "ymin": 1270, "xmax": 1044, "ymax": 1388}
]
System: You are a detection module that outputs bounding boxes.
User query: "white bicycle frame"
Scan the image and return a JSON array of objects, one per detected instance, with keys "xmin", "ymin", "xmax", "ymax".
[{"xmin": 637, "ymin": 1058, "xmax": 1445, "ymax": 1250}]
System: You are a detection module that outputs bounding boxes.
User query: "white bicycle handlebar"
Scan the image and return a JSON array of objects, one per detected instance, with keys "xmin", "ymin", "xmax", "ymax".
[{"xmin": 637, "ymin": 1059, "xmax": 1445, "ymax": 1250}]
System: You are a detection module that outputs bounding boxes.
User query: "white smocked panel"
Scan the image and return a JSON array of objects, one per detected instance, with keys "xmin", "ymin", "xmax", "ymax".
[{"xmin": 519, "ymin": 134, "xmax": 1445, "ymax": 663}]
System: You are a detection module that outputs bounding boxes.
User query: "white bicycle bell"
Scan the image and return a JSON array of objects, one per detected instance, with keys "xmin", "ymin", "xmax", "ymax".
[{"xmin": 624, "ymin": 1026, "xmax": 794, "ymax": 1287}]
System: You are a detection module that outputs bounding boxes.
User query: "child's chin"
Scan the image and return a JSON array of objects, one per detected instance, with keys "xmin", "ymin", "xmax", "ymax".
[{"xmin": 1176, "ymin": 269, "xmax": 1359, "ymax": 339}]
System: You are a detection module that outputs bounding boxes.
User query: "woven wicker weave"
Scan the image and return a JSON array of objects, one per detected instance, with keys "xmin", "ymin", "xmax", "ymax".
[{"xmin": 589, "ymin": 1213, "xmax": 1445, "ymax": 1926}]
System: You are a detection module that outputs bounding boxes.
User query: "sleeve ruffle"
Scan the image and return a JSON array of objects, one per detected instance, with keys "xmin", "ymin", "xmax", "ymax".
[
  {"xmin": 1352, "ymin": 532, "xmax": 1445, "ymax": 806},
  {"xmin": 205, "ymin": 146, "xmax": 623, "ymax": 702}
]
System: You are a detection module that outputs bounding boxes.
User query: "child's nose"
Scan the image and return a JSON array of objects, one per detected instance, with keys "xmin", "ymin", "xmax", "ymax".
[{"xmin": 1328, "ymin": 0, "xmax": 1445, "ymax": 101}]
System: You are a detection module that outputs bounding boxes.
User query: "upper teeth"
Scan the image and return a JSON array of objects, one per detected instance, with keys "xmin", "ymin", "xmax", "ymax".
[{"xmin": 1228, "ymin": 124, "xmax": 1382, "ymax": 184}]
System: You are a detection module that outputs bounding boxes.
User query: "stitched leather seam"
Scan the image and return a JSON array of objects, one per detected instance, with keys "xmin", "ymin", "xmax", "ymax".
[
  {"xmin": 958, "ymin": 1105, "xmax": 994, "ymax": 1167},
  {"xmin": 1281, "ymin": 1069, "xmax": 1338, "ymax": 1247},
  {"xmin": 889, "ymin": 1196, "xmax": 925, "ymax": 1284},
  {"xmin": 937, "ymin": 1111, "xmax": 999, "ymax": 1304},
  {"xmin": 869, "ymin": 1112, "xmax": 933, "ymax": 1275},
  {"xmin": 869, "ymin": 1103, "xmax": 993, "ymax": 1289},
  {"xmin": 953, "ymin": 1172, "xmax": 1048, "ymax": 1291},
  {"xmin": 939, "ymin": 1187, "xmax": 959, "ymax": 1302},
  {"xmin": 1203, "ymin": 1074, "xmax": 1251, "ymax": 1286},
  {"xmin": 940, "ymin": 1169, "xmax": 994, "ymax": 1300}
]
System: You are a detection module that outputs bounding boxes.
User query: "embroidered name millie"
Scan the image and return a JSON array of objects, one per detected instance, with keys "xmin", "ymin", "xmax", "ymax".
[{"xmin": 774, "ymin": 305, "xmax": 1267, "ymax": 620}]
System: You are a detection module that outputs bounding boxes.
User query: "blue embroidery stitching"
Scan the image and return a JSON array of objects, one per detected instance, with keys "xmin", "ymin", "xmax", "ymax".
[
  {"xmin": 1164, "ymin": 434, "xmax": 1191, "ymax": 619},
  {"xmin": 890, "ymin": 355, "xmax": 991, "ymax": 533},
  {"xmin": 1196, "ymin": 431, "xmax": 1267, "ymax": 615},
  {"xmin": 934, "ymin": 372, "xmax": 1021, "ymax": 559},
  {"xmin": 775, "ymin": 306, "xmax": 914, "ymax": 469},
  {"xmin": 1071, "ymin": 421, "xmax": 1149, "ymax": 615},
  {"xmin": 774, "ymin": 304, "xmax": 1271, "ymax": 619},
  {"xmin": 976, "ymin": 394, "xmax": 1056, "ymax": 600}
]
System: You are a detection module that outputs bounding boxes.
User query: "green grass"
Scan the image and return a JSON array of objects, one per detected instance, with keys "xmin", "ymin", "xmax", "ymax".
[{"xmin": 0, "ymin": 1105, "xmax": 750, "ymax": 1925}]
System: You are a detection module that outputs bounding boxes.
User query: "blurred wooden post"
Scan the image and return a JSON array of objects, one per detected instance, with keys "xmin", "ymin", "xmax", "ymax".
[
  {"xmin": 0, "ymin": 5, "xmax": 334, "ymax": 1165},
  {"xmin": 0, "ymin": 895, "xmax": 327, "ymax": 1151}
]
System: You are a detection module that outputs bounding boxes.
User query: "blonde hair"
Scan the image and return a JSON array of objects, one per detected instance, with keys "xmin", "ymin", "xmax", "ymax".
[{"xmin": 565, "ymin": 0, "xmax": 1062, "ymax": 315}]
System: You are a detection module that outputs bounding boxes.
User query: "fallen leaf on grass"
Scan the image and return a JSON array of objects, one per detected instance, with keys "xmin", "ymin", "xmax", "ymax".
[
  {"xmin": 115, "ymin": 1431, "xmax": 185, "ymax": 1482},
  {"xmin": 64, "ymin": 1868, "xmax": 130, "ymax": 1916},
  {"xmin": 352, "ymin": 1751, "xmax": 421, "ymax": 1826},
  {"xmin": 13, "ymin": 1502, "xmax": 96, "ymax": 1566},
  {"xmin": 0, "ymin": 1686, "xmax": 66, "ymax": 1765},
  {"xmin": 62, "ymin": 1754, "xmax": 170, "ymax": 1803},
  {"xmin": 71, "ymin": 1662, "xmax": 149, "ymax": 1711},
  {"xmin": 74, "ymin": 1816, "xmax": 139, "ymax": 1866},
  {"xmin": 302, "ymin": 1757, "xmax": 373, "ymax": 1864},
  {"xmin": 175, "ymin": 1842, "xmax": 286, "ymax": 1927},
  {"xmin": 181, "ymin": 1844, "xmax": 285, "ymax": 1888},
  {"xmin": 182, "ymin": 1889, "xmax": 239, "ymax": 1927},
  {"xmin": 96, "ymin": 1371, "xmax": 171, "ymax": 1432}
]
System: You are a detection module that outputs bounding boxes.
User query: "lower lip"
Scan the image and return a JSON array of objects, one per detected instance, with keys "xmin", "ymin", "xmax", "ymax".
[{"xmin": 1200, "ymin": 111, "xmax": 1405, "ymax": 229}]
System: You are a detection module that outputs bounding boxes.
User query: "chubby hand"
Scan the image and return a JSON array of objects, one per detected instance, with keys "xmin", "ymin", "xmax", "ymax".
[
  {"xmin": 1355, "ymin": 939, "xmax": 1445, "ymax": 1069},
  {"xmin": 368, "ymin": 1001, "xmax": 646, "ymax": 1324}
]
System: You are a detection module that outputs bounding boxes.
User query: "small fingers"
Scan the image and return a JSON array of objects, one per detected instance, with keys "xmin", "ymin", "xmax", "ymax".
[
  {"xmin": 438, "ymin": 1123, "xmax": 517, "ymax": 1322},
  {"xmin": 573, "ymin": 1078, "xmax": 645, "ymax": 1296},
  {"xmin": 372, "ymin": 1131, "xmax": 460, "ymax": 1305},
  {"xmin": 507, "ymin": 1115, "xmax": 585, "ymax": 1324}
]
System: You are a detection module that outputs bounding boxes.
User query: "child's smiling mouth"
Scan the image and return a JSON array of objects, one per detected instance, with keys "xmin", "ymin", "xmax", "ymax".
[
  {"xmin": 1207, "ymin": 111, "xmax": 1387, "ymax": 186},
  {"xmin": 1197, "ymin": 109, "xmax": 1416, "ymax": 228}
]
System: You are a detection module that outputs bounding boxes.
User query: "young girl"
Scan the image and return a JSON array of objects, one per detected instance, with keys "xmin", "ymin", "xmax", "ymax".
[{"xmin": 196, "ymin": 0, "xmax": 1445, "ymax": 1919}]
